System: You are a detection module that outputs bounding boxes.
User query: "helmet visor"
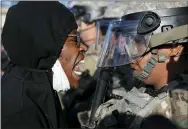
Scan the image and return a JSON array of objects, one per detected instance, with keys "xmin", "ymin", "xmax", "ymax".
[{"xmin": 98, "ymin": 20, "xmax": 151, "ymax": 67}]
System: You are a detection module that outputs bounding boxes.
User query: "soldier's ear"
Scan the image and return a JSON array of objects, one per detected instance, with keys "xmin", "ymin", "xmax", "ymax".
[
  {"xmin": 158, "ymin": 45, "xmax": 184, "ymax": 61},
  {"xmin": 169, "ymin": 44, "xmax": 183, "ymax": 57}
]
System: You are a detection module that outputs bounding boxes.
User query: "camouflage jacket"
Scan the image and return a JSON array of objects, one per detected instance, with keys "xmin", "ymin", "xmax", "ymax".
[
  {"xmin": 78, "ymin": 73, "xmax": 188, "ymax": 129},
  {"xmin": 153, "ymin": 73, "xmax": 188, "ymax": 129}
]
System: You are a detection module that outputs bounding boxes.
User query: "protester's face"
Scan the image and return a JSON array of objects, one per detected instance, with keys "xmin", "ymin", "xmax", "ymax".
[
  {"xmin": 74, "ymin": 21, "xmax": 102, "ymax": 76},
  {"xmin": 59, "ymin": 29, "xmax": 88, "ymax": 88}
]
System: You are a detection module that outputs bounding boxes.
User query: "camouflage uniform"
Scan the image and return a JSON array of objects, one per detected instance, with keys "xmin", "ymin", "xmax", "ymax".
[
  {"xmin": 153, "ymin": 73, "xmax": 188, "ymax": 128},
  {"xmin": 85, "ymin": 73, "xmax": 188, "ymax": 129},
  {"xmin": 75, "ymin": 1, "xmax": 188, "ymax": 128}
]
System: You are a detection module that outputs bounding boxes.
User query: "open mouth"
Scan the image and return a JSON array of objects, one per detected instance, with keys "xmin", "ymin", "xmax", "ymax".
[
  {"xmin": 73, "ymin": 70, "xmax": 82, "ymax": 76},
  {"xmin": 73, "ymin": 60, "xmax": 85, "ymax": 76}
]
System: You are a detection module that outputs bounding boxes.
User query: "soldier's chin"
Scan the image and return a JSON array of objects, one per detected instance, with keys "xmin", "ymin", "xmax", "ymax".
[{"xmin": 142, "ymin": 76, "xmax": 153, "ymax": 86}]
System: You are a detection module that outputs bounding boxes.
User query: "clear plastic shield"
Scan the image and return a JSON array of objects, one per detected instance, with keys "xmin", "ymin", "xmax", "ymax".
[{"xmin": 98, "ymin": 20, "xmax": 151, "ymax": 67}]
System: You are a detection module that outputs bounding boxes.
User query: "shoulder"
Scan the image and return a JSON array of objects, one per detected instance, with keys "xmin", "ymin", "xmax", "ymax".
[
  {"xmin": 168, "ymin": 73, "xmax": 188, "ymax": 128},
  {"xmin": 169, "ymin": 73, "xmax": 188, "ymax": 104}
]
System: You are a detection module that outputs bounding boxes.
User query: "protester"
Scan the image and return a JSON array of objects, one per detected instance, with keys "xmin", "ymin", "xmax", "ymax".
[{"xmin": 1, "ymin": 1, "xmax": 88, "ymax": 128}]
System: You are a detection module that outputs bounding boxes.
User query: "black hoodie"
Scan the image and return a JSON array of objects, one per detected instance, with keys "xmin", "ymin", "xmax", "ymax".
[{"xmin": 1, "ymin": 1, "xmax": 77, "ymax": 128}]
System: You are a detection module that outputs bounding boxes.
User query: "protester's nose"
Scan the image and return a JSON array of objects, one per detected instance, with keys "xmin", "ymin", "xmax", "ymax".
[{"xmin": 80, "ymin": 43, "xmax": 89, "ymax": 52}]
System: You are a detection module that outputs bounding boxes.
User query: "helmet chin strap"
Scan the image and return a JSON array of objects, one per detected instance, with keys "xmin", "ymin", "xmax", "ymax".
[
  {"xmin": 132, "ymin": 24, "xmax": 188, "ymax": 81},
  {"xmin": 133, "ymin": 50, "xmax": 169, "ymax": 81}
]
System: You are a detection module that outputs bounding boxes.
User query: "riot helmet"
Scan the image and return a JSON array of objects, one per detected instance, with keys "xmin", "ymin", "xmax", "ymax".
[{"xmin": 98, "ymin": 7, "xmax": 188, "ymax": 80}]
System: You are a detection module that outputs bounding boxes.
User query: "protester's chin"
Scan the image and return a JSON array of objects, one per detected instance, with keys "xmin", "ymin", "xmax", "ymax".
[
  {"xmin": 69, "ymin": 71, "xmax": 81, "ymax": 88},
  {"xmin": 73, "ymin": 71, "xmax": 81, "ymax": 80}
]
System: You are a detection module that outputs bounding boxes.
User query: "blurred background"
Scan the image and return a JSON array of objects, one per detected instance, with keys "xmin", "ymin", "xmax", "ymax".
[{"xmin": 1, "ymin": 1, "xmax": 188, "ymax": 77}]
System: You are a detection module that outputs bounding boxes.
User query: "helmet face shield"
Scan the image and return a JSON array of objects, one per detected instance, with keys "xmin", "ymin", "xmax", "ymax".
[
  {"xmin": 95, "ymin": 18, "xmax": 121, "ymax": 51},
  {"xmin": 98, "ymin": 20, "xmax": 151, "ymax": 68},
  {"xmin": 98, "ymin": 7, "xmax": 188, "ymax": 68}
]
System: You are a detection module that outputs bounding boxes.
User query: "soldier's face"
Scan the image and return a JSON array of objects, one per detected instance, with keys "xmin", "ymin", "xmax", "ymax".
[
  {"xmin": 130, "ymin": 52, "xmax": 152, "ymax": 74},
  {"xmin": 130, "ymin": 45, "xmax": 185, "ymax": 88},
  {"xmin": 130, "ymin": 51, "xmax": 164, "ymax": 86}
]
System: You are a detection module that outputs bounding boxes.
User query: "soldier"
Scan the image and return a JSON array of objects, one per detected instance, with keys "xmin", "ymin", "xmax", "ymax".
[{"xmin": 79, "ymin": 3, "xmax": 188, "ymax": 129}]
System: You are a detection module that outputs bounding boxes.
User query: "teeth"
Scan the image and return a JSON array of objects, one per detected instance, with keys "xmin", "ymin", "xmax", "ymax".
[
  {"xmin": 74, "ymin": 71, "xmax": 82, "ymax": 75},
  {"xmin": 80, "ymin": 60, "xmax": 85, "ymax": 63}
]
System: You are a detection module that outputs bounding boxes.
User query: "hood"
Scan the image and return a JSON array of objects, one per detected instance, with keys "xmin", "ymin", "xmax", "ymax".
[{"xmin": 2, "ymin": 1, "xmax": 77, "ymax": 70}]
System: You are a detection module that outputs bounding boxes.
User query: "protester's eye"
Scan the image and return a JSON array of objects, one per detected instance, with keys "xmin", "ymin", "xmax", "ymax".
[
  {"xmin": 76, "ymin": 37, "xmax": 81, "ymax": 47},
  {"xmin": 68, "ymin": 32, "xmax": 82, "ymax": 48}
]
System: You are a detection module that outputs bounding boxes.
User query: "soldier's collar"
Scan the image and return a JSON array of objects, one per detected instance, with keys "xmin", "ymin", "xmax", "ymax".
[{"xmin": 177, "ymin": 72, "xmax": 188, "ymax": 85}]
